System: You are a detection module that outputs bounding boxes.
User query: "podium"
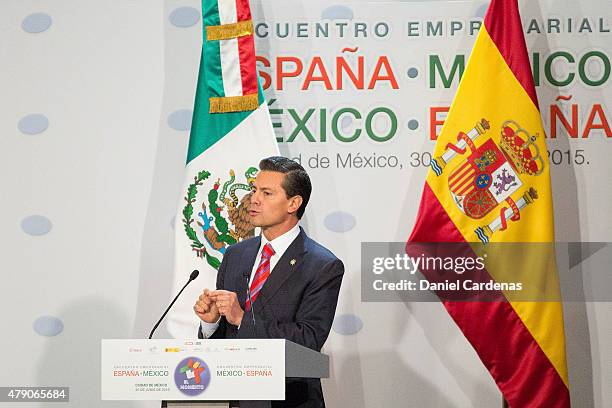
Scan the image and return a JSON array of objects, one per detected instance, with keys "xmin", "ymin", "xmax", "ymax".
[{"xmin": 101, "ymin": 339, "xmax": 329, "ymax": 408}]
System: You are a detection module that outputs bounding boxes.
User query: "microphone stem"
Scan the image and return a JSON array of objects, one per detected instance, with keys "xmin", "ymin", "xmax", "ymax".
[{"xmin": 149, "ymin": 278, "xmax": 192, "ymax": 339}]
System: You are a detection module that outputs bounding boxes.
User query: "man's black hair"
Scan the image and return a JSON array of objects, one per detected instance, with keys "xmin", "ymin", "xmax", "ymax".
[{"xmin": 259, "ymin": 156, "xmax": 312, "ymax": 219}]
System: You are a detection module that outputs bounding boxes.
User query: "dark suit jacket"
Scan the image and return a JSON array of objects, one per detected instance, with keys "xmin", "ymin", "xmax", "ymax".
[{"xmin": 198, "ymin": 227, "xmax": 344, "ymax": 408}]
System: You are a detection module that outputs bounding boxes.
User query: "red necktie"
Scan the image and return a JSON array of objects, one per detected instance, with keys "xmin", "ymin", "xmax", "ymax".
[{"xmin": 245, "ymin": 243, "xmax": 275, "ymax": 311}]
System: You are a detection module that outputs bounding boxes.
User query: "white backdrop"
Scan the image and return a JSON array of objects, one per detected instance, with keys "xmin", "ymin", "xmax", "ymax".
[{"xmin": 0, "ymin": 0, "xmax": 610, "ymax": 407}]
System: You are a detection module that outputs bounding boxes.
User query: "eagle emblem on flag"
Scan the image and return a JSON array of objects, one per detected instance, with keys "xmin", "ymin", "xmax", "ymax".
[{"xmin": 182, "ymin": 167, "xmax": 258, "ymax": 267}]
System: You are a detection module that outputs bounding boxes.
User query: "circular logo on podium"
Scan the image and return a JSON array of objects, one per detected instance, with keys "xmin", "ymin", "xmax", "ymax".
[{"xmin": 174, "ymin": 356, "xmax": 211, "ymax": 396}]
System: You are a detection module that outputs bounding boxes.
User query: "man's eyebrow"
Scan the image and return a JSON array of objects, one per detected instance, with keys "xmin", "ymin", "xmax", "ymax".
[{"xmin": 251, "ymin": 185, "xmax": 273, "ymax": 191}]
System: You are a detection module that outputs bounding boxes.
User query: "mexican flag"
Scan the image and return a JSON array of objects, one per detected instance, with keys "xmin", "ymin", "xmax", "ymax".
[{"xmin": 167, "ymin": 0, "xmax": 278, "ymax": 338}]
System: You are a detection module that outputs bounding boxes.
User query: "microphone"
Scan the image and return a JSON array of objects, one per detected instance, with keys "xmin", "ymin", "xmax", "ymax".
[
  {"xmin": 244, "ymin": 269, "xmax": 257, "ymax": 328},
  {"xmin": 149, "ymin": 270, "xmax": 199, "ymax": 339}
]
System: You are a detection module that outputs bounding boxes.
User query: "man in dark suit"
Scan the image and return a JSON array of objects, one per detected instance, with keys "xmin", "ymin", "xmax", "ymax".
[{"xmin": 193, "ymin": 156, "xmax": 344, "ymax": 408}]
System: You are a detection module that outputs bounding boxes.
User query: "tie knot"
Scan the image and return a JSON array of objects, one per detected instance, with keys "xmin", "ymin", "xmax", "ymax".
[{"xmin": 262, "ymin": 243, "xmax": 275, "ymax": 258}]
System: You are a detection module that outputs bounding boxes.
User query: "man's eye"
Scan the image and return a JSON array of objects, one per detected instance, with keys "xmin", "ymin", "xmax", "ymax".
[{"xmin": 264, "ymin": 191, "xmax": 271, "ymax": 196}]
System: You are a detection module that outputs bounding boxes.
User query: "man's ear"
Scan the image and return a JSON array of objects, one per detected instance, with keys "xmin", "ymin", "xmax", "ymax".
[{"xmin": 287, "ymin": 195, "xmax": 303, "ymax": 215}]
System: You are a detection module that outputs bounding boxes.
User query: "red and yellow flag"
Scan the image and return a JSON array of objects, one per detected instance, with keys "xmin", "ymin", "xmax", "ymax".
[{"xmin": 408, "ymin": 1, "xmax": 570, "ymax": 406}]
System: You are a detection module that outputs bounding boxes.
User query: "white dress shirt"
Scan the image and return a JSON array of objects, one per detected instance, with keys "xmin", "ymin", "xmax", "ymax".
[{"xmin": 199, "ymin": 224, "xmax": 301, "ymax": 338}]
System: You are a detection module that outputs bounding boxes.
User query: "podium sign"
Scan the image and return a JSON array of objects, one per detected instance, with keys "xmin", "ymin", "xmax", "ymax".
[{"xmin": 101, "ymin": 339, "xmax": 285, "ymax": 401}]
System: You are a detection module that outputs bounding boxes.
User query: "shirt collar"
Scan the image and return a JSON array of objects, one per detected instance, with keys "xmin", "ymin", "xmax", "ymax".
[{"xmin": 259, "ymin": 223, "xmax": 301, "ymax": 258}]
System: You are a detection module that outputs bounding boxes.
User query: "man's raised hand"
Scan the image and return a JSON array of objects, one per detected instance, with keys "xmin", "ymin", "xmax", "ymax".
[{"xmin": 193, "ymin": 288, "xmax": 220, "ymax": 323}]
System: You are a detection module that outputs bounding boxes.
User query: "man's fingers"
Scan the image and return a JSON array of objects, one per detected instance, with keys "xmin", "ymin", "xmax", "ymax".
[
  {"xmin": 200, "ymin": 288, "xmax": 214, "ymax": 301},
  {"xmin": 210, "ymin": 291, "xmax": 237, "ymax": 304},
  {"xmin": 195, "ymin": 300, "xmax": 211, "ymax": 312},
  {"xmin": 210, "ymin": 290, "xmax": 233, "ymax": 298}
]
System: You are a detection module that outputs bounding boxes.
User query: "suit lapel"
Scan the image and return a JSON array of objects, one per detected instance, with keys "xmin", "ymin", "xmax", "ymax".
[
  {"xmin": 256, "ymin": 228, "xmax": 308, "ymax": 308},
  {"xmin": 237, "ymin": 236, "xmax": 261, "ymax": 308}
]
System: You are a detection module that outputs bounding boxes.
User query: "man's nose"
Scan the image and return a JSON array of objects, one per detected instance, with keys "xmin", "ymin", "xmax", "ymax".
[{"xmin": 250, "ymin": 191, "xmax": 260, "ymax": 205}]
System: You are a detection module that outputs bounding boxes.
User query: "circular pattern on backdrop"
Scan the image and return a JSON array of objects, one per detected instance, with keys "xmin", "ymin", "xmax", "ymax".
[
  {"xmin": 33, "ymin": 316, "xmax": 64, "ymax": 337},
  {"xmin": 407, "ymin": 119, "xmax": 419, "ymax": 130},
  {"xmin": 21, "ymin": 215, "xmax": 53, "ymax": 236},
  {"xmin": 18, "ymin": 114, "xmax": 49, "ymax": 135},
  {"xmin": 475, "ymin": 2, "xmax": 490, "ymax": 18},
  {"xmin": 321, "ymin": 5, "xmax": 354, "ymax": 20},
  {"xmin": 333, "ymin": 314, "xmax": 363, "ymax": 335},
  {"xmin": 169, "ymin": 7, "xmax": 200, "ymax": 28},
  {"xmin": 407, "ymin": 67, "xmax": 419, "ymax": 79},
  {"xmin": 341, "ymin": 115, "xmax": 353, "ymax": 130},
  {"xmin": 22, "ymin": 13, "xmax": 53, "ymax": 33},
  {"xmin": 168, "ymin": 109, "xmax": 193, "ymax": 131},
  {"xmin": 324, "ymin": 211, "xmax": 356, "ymax": 233}
]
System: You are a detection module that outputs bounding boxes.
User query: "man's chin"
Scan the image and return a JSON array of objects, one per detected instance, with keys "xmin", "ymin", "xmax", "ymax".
[{"xmin": 249, "ymin": 216, "xmax": 262, "ymax": 227}]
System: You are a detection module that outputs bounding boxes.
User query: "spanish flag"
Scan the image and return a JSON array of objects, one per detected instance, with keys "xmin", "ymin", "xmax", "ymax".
[{"xmin": 408, "ymin": 1, "xmax": 570, "ymax": 406}]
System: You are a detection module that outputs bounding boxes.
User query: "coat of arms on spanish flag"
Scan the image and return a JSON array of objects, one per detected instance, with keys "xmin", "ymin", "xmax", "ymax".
[{"xmin": 408, "ymin": 1, "xmax": 570, "ymax": 406}]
